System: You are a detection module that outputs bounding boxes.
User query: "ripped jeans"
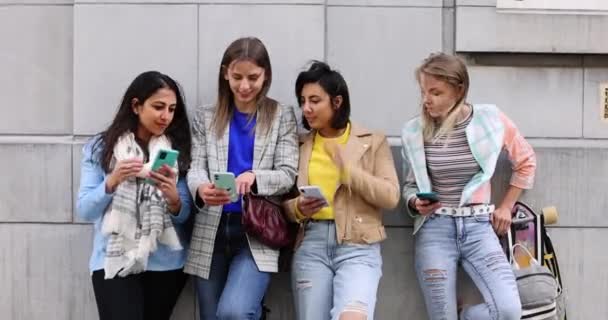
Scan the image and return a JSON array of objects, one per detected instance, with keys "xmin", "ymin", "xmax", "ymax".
[
  {"xmin": 415, "ymin": 214, "xmax": 521, "ymax": 320},
  {"xmin": 292, "ymin": 220, "xmax": 382, "ymax": 320}
]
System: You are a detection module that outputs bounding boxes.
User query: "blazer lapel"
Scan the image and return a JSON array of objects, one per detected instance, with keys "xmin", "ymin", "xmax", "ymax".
[{"xmin": 253, "ymin": 111, "xmax": 271, "ymax": 170}]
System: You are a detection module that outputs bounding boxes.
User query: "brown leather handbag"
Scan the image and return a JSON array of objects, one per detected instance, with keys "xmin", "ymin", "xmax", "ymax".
[{"xmin": 242, "ymin": 194, "xmax": 296, "ymax": 250}]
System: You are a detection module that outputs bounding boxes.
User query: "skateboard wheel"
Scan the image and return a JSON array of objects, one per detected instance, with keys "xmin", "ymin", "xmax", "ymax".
[{"xmin": 542, "ymin": 206, "xmax": 558, "ymax": 225}]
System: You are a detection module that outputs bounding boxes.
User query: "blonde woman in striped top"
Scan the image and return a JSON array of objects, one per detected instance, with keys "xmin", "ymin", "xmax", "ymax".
[{"xmin": 401, "ymin": 53, "xmax": 536, "ymax": 320}]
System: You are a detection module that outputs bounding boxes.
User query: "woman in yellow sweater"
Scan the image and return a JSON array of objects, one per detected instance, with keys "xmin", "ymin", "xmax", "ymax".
[{"xmin": 283, "ymin": 61, "xmax": 400, "ymax": 320}]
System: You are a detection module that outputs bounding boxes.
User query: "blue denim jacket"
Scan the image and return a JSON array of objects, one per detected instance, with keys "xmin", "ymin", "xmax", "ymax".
[{"xmin": 77, "ymin": 137, "xmax": 193, "ymax": 273}]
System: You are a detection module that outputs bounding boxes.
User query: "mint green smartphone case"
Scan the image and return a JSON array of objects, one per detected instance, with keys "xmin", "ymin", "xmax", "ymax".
[
  {"xmin": 146, "ymin": 149, "xmax": 179, "ymax": 184},
  {"xmin": 213, "ymin": 172, "xmax": 238, "ymax": 203}
]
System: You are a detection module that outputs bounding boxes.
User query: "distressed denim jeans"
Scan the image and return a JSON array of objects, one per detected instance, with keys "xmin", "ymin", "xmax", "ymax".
[
  {"xmin": 291, "ymin": 220, "xmax": 383, "ymax": 320},
  {"xmin": 415, "ymin": 214, "xmax": 521, "ymax": 320},
  {"xmin": 194, "ymin": 213, "xmax": 271, "ymax": 320}
]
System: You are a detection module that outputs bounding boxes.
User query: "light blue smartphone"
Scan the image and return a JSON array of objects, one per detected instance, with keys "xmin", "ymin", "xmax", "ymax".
[
  {"xmin": 298, "ymin": 185, "xmax": 329, "ymax": 207},
  {"xmin": 213, "ymin": 172, "xmax": 238, "ymax": 203},
  {"xmin": 146, "ymin": 148, "xmax": 179, "ymax": 184}
]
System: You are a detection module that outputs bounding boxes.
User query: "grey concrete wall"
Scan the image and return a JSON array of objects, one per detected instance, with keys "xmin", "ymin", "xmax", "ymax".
[{"xmin": 1, "ymin": 1, "xmax": 607, "ymax": 319}]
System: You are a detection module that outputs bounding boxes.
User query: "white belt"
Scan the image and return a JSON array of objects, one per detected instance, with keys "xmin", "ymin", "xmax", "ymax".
[{"xmin": 434, "ymin": 204, "xmax": 495, "ymax": 217}]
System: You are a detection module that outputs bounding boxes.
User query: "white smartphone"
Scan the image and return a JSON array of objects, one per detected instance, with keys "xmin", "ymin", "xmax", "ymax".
[
  {"xmin": 212, "ymin": 172, "xmax": 239, "ymax": 203},
  {"xmin": 298, "ymin": 185, "xmax": 329, "ymax": 207}
]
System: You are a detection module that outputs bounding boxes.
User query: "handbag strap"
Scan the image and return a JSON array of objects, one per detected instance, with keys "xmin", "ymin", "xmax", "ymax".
[
  {"xmin": 541, "ymin": 216, "xmax": 566, "ymax": 302},
  {"xmin": 510, "ymin": 243, "xmax": 540, "ymax": 269}
]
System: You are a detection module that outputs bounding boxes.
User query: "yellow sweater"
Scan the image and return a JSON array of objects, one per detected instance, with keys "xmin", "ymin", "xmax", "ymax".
[{"xmin": 304, "ymin": 124, "xmax": 350, "ymax": 220}]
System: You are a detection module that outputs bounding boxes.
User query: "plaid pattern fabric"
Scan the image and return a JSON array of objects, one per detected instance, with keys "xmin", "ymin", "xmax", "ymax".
[
  {"xmin": 102, "ymin": 133, "xmax": 182, "ymax": 279},
  {"xmin": 401, "ymin": 104, "xmax": 536, "ymax": 234},
  {"xmin": 185, "ymin": 103, "xmax": 299, "ymax": 279}
]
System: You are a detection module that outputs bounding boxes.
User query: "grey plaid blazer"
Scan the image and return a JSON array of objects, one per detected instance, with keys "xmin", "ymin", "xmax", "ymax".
[{"xmin": 185, "ymin": 102, "xmax": 299, "ymax": 279}]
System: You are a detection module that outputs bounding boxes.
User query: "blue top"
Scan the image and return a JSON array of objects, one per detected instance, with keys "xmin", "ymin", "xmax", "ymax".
[
  {"xmin": 77, "ymin": 137, "xmax": 193, "ymax": 273},
  {"xmin": 224, "ymin": 109, "xmax": 256, "ymax": 213}
]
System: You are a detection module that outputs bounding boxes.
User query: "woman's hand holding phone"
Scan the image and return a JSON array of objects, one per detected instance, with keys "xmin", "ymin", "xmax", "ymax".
[
  {"xmin": 411, "ymin": 192, "xmax": 442, "ymax": 216},
  {"xmin": 296, "ymin": 196, "xmax": 326, "ymax": 218},
  {"xmin": 148, "ymin": 165, "xmax": 180, "ymax": 212},
  {"xmin": 198, "ymin": 183, "xmax": 232, "ymax": 206},
  {"xmin": 412, "ymin": 198, "xmax": 442, "ymax": 216},
  {"xmin": 296, "ymin": 186, "xmax": 329, "ymax": 217}
]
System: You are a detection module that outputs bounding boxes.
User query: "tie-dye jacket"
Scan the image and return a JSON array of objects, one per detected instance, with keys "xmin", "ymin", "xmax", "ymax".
[{"xmin": 401, "ymin": 104, "xmax": 536, "ymax": 234}]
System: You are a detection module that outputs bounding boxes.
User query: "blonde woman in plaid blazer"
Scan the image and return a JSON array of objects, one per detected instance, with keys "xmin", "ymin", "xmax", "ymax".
[{"xmin": 185, "ymin": 37, "xmax": 298, "ymax": 320}]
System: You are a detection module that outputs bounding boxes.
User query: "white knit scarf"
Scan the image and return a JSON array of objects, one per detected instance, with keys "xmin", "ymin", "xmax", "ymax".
[{"xmin": 101, "ymin": 132, "xmax": 182, "ymax": 279}]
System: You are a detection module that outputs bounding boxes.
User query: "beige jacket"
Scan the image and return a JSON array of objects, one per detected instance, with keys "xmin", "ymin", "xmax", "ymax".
[{"xmin": 284, "ymin": 123, "xmax": 400, "ymax": 244}]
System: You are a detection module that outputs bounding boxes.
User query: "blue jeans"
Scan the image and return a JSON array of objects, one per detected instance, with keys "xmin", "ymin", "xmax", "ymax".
[
  {"xmin": 415, "ymin": 214, "xmax": 521, "ymax": 320},
  {"xmin": 194, "ymin": 213, "xmax": 271, "ymax": 320},
  {"xmin": 292, "ymin": 220, "xmax": 383, "ymax": 320}
]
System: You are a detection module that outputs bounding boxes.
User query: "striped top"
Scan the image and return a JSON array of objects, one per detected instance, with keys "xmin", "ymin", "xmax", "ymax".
[{"xmin": 424, "ymin": 110, "xmax": 481, "ymax": 207}]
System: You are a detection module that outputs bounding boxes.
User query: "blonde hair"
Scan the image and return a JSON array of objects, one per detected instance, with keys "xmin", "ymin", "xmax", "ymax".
[{"xmin": 416, "ymin": 52, "xmax": 470, "ymax": 143}]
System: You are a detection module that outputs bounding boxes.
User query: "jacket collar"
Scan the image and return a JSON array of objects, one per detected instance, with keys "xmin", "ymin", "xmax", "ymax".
[{"xmin": 298, "ymin": 121, "xmax": 372, "ymax": 186}]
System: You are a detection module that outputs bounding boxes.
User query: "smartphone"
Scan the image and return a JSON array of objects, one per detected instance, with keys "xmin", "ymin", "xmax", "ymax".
[
  {"xmin": 298, "ymin": 186, "xmax": 329, "ymax": 207},
  {"xmin": 213, "ymin": 172, "xmax": 238, "ymax": 203},
  {"xmin": 145, "ymin": 148, "xmax": 179, "ymax": 184},
  {"xmin": 416, "ymin": 192, "xmax": 440, "ymax": 203}
]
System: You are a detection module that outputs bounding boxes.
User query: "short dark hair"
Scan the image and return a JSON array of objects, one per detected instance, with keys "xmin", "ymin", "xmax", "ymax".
[{"xmin": 295, "ymin": 61, "xmax": 350, "ymax": 130}]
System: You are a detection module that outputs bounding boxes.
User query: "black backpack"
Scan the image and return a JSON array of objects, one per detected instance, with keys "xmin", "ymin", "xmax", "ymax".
[{"xmin": 501, "ymin": 202, "xmax": 567, "ymax": 320}]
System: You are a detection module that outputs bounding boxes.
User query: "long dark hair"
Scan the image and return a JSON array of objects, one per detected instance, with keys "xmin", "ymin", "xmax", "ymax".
[
  {"xmin": 94, "ymin": 71, "xmax": 192, "ymax": 176},
  {"xmin": 213, "ymin": 37, "xmax": 277, "ymax": 137}
]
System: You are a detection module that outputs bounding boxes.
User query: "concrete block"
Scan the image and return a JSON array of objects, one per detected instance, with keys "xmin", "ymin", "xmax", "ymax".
[
  {"xmin": 0, "ymin": 224, "xmax": 97, "ymax": 320},
  {"xmin": 73, "ymin": 142, "xmax": 89, "ymax": 224},
  {"xmin": 468, "ymin": 65, "xmax": 583, "ymax": 138},
  {"xmin": 442, "ymin": 7, "xmax": 456, "ymax": 54},
  {"xmin": 76, "ymin": 0, "xmax": 322, "ymax": 3},
  {"xmin": 0, "ymin": 6, "xmax": 72, "ymax": 134},
  {"xmin": 326, "ymin": 6, "xmax": 443, "ymax": 136},
  {"xmin": 456, "ymin": 6, "xmax": 608, "ymax": 53},
  {"xmin": 548, "ymin": 228, "xmax": 608, "ymax": 319},
  {"xmin": 384, "ymin": 146, "xmax": 413, "ymax": 227},
  {"xmin": 456, "ymin": 0, "xmax": 496, "ymax": 5},
  {"xmin": 492, "ymin": 148, "xmax": 608, "ymax": 228},
  {"xmin": 0, "ymin": 144, "xmax": 72, "ymax": 223},
  {"xmin": 171, "ymin": 279, "xmax": 197, "ymax": 320},
  {"xmin": 0, "ymin": 0, "xmax": 72, "ymax": 3},
  {"xmin": 73, "ymin": 4, "xmax": 198, "ymax": 135},
  {"xmin": 197, "ymin": 5, "xmax": 324, "ymax": 109},
  {"xmin": 327, "ymin": 0, "xmax": 442, "ymax": 7},
  {"xmin": 583, "ymin": 67, "xmax": 608, "ymax": 138}
]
